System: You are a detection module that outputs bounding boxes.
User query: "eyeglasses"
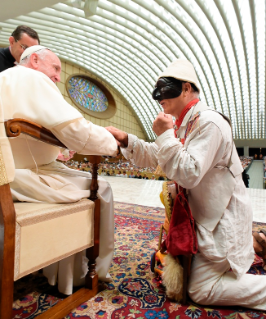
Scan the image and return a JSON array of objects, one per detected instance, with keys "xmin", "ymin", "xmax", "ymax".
[{"xmin": 15, "ymin": 39, "xmax": 28, "ymax": 51}]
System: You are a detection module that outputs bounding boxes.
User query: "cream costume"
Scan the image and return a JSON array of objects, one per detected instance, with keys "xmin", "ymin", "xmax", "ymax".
[
  {"xmin": 121, "ymin": 59, "xmax": 266, "ymax": 310},
  {"xmin": 0, "ymin": 65, "xmax": 117, "ymax": 294}
]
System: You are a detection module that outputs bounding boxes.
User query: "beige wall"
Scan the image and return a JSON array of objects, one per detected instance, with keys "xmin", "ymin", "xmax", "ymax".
[{"xmin": 57, "ymin": 60, "xmax": 146, "ymax": 140}]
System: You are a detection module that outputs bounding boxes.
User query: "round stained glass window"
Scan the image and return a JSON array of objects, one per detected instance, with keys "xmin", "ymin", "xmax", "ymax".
[{"xmin": 67, "ymin": 76, "xmax": 108, "ymax": 112}]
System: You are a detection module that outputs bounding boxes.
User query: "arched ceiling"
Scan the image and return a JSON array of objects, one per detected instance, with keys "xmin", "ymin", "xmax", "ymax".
[{"xmin": 0, "ymin": 0, "xmax": 265, "ymax": 141}]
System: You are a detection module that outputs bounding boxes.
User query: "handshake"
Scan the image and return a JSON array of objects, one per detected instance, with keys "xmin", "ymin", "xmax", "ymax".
[{"xmin": 105, "ymin": 112, "xmax": 173, "ymax": 148}]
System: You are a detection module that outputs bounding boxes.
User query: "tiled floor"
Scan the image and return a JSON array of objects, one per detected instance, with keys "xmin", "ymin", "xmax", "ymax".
[
  {"xmin": 105, "ymin": 176, "xmax": 266, "ymax": 223},
  {"xmin": 104, "ymin": 176, "xmax": 164, "ymax": 208},
  {"xmin": 248, "ymin": 160, "xmax": 264, "ymax": 189},
  {"xmin": 248, "ymin": 188, "xmax": 266, "ymax": 223}
]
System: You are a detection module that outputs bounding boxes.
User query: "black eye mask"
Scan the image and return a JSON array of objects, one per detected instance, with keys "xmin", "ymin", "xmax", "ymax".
[{"xmin": 152, "ymin": 77, "xmax": 183, "ymax": 101}]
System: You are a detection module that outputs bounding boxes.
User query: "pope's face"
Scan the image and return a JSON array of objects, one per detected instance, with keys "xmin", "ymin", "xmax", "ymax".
[
  {"xmin": 36, "ymin": 51, "xmax": 61, "ymax": 83},
  {"xmin": 9, "ymin": 33, "xmax": 39, "ymax": 62}
]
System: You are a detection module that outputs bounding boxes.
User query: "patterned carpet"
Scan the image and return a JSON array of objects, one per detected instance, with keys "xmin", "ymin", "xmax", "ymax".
[{"xmin": 13, "ymin": 202, "xmax": 266, "ymax": 318}]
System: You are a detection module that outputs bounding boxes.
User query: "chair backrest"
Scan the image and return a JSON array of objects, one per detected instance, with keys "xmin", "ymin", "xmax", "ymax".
[{"xmin": 0, "ymin": 98, "xmax": 15, "ymax": 185}]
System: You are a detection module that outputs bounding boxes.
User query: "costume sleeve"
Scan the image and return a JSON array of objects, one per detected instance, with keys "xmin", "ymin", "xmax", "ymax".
[
  {"xmin": 155, "ymin": 121, "xmax": 226, "ymax": 189},
  {"xmin": 51, "ymin": 118, "xmax": 118, "ymax": 156},
  {"xmin": 121, "ymin": 133, "xmax": 159, "ymax": 168}
]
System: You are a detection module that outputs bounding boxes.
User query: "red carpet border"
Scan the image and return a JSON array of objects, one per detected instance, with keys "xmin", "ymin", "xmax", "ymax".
[{"xmin": 12, "ymin": 202, "xmax": 266, "ymax": 318}]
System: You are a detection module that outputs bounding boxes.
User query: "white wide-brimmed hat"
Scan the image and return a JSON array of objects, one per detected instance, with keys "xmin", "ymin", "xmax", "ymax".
[
  {"xmin": 158, "ymin": 59, "xmax": 200, "ymax": 92},
  {"xmin": 20, "ymin": 45, "xmax": 49, "ymax": 62}
]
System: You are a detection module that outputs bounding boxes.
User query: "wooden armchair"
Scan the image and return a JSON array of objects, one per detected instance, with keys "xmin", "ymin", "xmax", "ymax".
[{"xmin": 0, "ymin": 118, "xmax": 102, "ymax": 319}]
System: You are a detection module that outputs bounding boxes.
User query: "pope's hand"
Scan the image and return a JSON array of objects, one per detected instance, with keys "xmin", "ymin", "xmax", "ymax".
[
  {"xmin": 153, "ymin": 112, "xmax": 173, "ymax": 136},
  {"xmin": 105, "ymin": 126, "xmax": 128, "ymax": 147},
  {"xmin": 57, "ymin": 150, "xmax": 76, "ymax": 161}
]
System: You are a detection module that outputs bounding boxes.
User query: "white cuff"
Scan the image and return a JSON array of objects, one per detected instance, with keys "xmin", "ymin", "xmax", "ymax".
[
  {"xmin": 155, "ymin": 129, "xmax": 175, "ymax": 148},
  {"xmin": 126, "ymin": 134, "xmax": 138, "ymax": 150}
]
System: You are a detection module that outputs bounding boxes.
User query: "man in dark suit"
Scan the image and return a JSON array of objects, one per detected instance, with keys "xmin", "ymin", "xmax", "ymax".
[{"xmin": 0, "ymin": 25, "xmax": 39, "ymax": 72}]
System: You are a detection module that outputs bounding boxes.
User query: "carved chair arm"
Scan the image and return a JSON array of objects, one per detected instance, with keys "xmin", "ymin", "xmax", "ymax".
[
  {"xmin": 4, "ymin": 118, "xmax": 66, "ymax": 148},
  {"xmin": 4, "ymin": 118, "xmax": 101, "ymax": 200}
]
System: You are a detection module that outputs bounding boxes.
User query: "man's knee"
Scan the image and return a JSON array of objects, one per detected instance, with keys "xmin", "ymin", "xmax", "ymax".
[
  {"xmin": 188, "ymin": 269, "xmax": 218, "ymax": 305},
  {"xmin": 188, "ymin": 282, "xmax": 211, "ymax": 305}
]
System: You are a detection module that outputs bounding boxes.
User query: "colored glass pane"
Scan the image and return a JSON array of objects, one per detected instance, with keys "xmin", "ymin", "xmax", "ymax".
[{"xmin": 67, "ymin": 76, "xmax": 108, "ymax": 112}]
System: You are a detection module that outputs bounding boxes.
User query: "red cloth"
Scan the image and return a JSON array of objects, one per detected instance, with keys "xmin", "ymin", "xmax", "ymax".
[
  {"xmin": 161, "ymin": 185, "xmax": 198, "ymax": 256},
  {"xmin": 174, "ymin": 98, "xmax": 199, "ymax": 135}
]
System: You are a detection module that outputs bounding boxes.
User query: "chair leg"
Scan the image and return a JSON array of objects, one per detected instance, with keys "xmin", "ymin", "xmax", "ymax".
[
  {"xmin": 85, "ymin": 247, "xmax": 98, "ymax": 290},
  {"xmin": 86, "ymin": 197, "xmax": 100, "ymax": 290},
  {"xmin": 0, "ymin": 184, "xmax": 16, "ymax": 319}
]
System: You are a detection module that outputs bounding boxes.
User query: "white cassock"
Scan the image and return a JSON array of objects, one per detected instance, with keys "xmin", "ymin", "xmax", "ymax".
[{"xmin": 0, "ymin": 65, "xmax": 118, "ymax": 294}]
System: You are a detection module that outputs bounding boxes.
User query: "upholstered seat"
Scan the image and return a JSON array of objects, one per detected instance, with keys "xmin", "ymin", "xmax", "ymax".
[{"xmin": 14, "ymin": 199, "xmax": 95, "ymax": 281}]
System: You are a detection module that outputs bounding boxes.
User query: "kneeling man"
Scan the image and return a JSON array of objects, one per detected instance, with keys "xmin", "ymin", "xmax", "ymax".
[{"xmin": 107, "ymin": 59, "xmax": 266, "ymax": 310}]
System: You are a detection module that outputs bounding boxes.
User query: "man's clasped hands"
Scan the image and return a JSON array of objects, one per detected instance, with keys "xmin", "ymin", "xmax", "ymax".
[{"xmin": 106, "ymin": 112, "xmax": 174, "ymax": 148}]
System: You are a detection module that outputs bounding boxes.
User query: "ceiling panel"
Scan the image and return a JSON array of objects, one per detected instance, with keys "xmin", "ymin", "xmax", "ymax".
[{"xmin": 0, "ymin": 0, "xmax": 265, "ymax": 141}]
